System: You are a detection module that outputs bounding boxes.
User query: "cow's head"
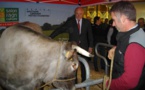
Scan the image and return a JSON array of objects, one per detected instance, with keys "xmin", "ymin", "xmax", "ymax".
[
  {"xmin": 49, "ymin": 42, "xmax": 78, "ymax": 90},
  {"xmin": 51, "ymin": 42, "xmax": 93, "ymax": 90}
]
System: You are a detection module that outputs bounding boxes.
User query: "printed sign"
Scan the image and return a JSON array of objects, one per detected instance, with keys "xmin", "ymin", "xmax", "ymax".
[
  {"xmin": 5, "ymin": 8, "xmax": 19, "ymax": 21},
  {"xmin": 0, "ymin": 22, "xmax": 18, "ymax": 27},
  {"xmin": 26, "ymin": 8, "xmax": 50, "ymax": 17},
  {"xmin": 0, "ymin": 8, "xmax": 19, "ymax": 26}
]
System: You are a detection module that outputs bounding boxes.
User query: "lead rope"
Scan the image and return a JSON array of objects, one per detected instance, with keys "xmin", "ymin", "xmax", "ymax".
[{"xmin": 103, "ymin": 55, "xmax": 114, "ymax": 90}]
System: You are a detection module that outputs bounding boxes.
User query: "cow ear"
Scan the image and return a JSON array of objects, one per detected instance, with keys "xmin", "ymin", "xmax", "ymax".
[
  {"xmin": 65, "ymin": 50, "xmax": 75, "ymax": 60},
  {"xmin": 65, "ymin": 42, "xmax": 77, "ymax": 60}
]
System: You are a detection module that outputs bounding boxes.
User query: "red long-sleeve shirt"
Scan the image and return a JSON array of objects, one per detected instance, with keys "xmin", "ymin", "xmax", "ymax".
[{"xmin": 110, "ymin": 43, "xmax": 145, "ymax": 90}]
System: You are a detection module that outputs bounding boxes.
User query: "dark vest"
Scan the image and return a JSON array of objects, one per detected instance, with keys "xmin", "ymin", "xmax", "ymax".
[
  {"xmin": 112, "ymin": 26, "xmax": 145, "ymax": 89},
  {"xmin": 111, "ymin": 27, "xmax": 118, "ymax": 45}
]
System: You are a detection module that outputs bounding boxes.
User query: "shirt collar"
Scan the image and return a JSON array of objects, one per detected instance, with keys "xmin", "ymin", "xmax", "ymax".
[
  {"xmin": 76, "ymin": 18, "xmax": 82, "ymax": 22},
  {"xmin": 128, "ymin": 24, "xmax": 138, "ymax": 31}
]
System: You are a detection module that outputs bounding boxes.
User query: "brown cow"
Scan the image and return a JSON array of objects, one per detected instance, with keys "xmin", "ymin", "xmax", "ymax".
[{"xmin": 0, "ymin": 22, "xmax": 92, "ymax": 90}]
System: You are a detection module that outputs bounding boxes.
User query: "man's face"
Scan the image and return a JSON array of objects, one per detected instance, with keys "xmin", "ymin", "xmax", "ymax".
[
  {"xmin": 97, "ymin": 19, "xmax": 101, "ymax": 25},
  {"xmin": 138, "ymin": 19, "xmax": 144, "ymax": 28},
  {"xmin": 111, "ymin": 12, "xmax": 122, "ymax": 32},
  {"xmin": 75, "ymin": 8, "xmax": 84, "ymax": 20}
]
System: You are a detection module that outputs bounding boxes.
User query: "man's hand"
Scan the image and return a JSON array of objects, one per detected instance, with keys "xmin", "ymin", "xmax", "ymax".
[{"xmin": 108, "ymin": 46, "xmax": 116, "ymax": 60}]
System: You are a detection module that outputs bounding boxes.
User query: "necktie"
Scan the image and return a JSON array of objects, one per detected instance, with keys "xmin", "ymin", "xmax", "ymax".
[{"xmin": 77, "ymin": 20, "xmax": 80, "ymax": 33}]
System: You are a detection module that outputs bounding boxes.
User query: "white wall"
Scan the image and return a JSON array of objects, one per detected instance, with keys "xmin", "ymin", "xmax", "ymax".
[{"xmin": 133, "ymin": 2, "xmax": 145, "ymax": 21}]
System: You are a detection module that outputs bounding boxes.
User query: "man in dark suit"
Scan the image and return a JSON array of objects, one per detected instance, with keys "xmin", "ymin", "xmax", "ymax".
[
  {"xmin": 49, "ymin": 7, "xmax": 93, "ymax": 82},
  {"xmin": 138, "ymin": 17, "xmax": 145, "ymax": 31}
]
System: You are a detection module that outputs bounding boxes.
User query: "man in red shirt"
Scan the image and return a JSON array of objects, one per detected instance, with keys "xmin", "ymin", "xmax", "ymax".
[{"xmin": 108, "ymin": 1, "xmax": 145, "ymax": 90}]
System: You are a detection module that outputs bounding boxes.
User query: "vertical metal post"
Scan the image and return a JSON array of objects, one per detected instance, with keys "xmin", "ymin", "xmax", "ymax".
[
  {"xmin": 78, "ymin": 56, "xmax": 90, "ymax": 90},
  {"xmin": 95, "ymin": 43, "xmax": 114, "ymax": 75}
]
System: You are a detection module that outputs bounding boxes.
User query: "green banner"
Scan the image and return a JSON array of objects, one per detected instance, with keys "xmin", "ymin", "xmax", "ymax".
[
  {"xmin": 0, "ymin": 8, "xmax": 19, "ymax": 22},
  {"xmin": 5, "ymin": 8, "xmax": 19, "ymax": 22}
]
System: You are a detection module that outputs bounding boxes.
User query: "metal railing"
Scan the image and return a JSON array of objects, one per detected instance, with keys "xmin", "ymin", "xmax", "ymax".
[
  {"xmin": 51, "ymin": 43, "xmax": 114, "ymax": 90},
  {"xmin": 95, "ymin": 43, "xmax": 114, "ymax": 75},
  {"xmin": 75, "ymin": 43, "xmax": 114, "ymax": 89}
]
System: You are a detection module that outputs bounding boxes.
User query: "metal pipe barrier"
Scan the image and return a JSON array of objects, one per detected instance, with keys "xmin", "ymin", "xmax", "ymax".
[
  {"xmin": 51, "ymin": 43, "xmax": 114, "ymax": 90},
  {"xmin": 75, "ymin": 43, "xmax": 114, "ymax": 89},
  {"xmin": 95, "ymin": 43, "xmax": 114, "ymax": 75},
  {"xmin": 75, "ymin": 56, "xmax": 90, "ymax": 90},
  {"xmin": 75, "ymin": 78, "xmax": 103, "ymax": 88},
  {"xmin": 75, "ymin": 56, "xmax": 103, "ymax": 89}
]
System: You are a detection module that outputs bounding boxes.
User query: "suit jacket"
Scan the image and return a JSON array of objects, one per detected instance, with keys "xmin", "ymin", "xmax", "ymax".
[{"xmin": 50, "ymin": 16, "xmax": 93, "ymax": 51}]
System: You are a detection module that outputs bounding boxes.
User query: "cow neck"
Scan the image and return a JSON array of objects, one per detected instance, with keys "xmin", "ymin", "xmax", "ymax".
[{"xmin": 37, "ymin": 41, "xmax": 63, "ymax": 89}]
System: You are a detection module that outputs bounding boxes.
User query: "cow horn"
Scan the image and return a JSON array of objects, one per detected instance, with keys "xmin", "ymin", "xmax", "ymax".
[{"xmin": 72, "ymin": 45, "xmax": 94, "ymax": 57}]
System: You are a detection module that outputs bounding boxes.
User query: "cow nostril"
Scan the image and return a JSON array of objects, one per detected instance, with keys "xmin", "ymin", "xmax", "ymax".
[
  {"xmin": 72, "ymin": 63, "xmax": 78, "ymax": 70},
  {"xmin": 72, "ymin": 63, "xmax": 76, "ymax": 68}
]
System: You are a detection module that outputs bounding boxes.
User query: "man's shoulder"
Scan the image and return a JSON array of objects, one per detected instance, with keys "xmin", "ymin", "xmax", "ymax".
[
  {"xmin": 82, "ymin": 18, "xmax": 89, "ymax": 21},
  {"xmin": 65, "ymin": 17, "xmax": 76, "ymax": 24},
  {"xmin": 129, "ymin": 28, "xmax": 145, "ymax": 48},
  {"xmin": 82, "ymin": 18, "xmax": 91, "ymax": 24}
]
